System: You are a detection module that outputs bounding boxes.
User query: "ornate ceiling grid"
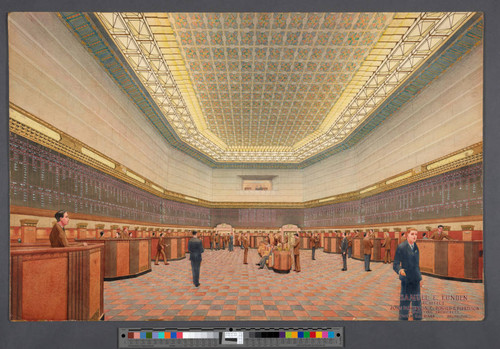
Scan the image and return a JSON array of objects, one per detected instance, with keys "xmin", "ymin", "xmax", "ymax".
[
  {"xmin": 88, "ymin": 12, "xmax": 475, "ymax": 164},
  {"xmin": 167, "ymin": 12, "xmax": 391, "ymax": 151}
]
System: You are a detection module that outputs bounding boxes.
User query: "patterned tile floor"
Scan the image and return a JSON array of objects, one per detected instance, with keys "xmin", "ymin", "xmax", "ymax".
[{"xmin": 104, "ymin": 248, "xmax": 484, "ymax": 321}]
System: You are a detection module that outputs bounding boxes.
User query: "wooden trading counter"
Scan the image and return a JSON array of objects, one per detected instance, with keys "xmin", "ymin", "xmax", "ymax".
[
  {"xmin": 324, "ymin": 236, "xmax": 341, "ymax": 253},
  {"xmin": 250, "ymin": 234, "xmax": 266, "ymax": 248},
  {"xmin": 272, "ymin": 250, "xmax": 292, "ymax": 273},
  {"xmin": 418, "ymin": 240, "xmax": 482, "ymax": 281},
  {"xmin": 10, "ymin": 244, "xmax": 104, "ymax": 321},
  {"xmin": 299, "ymin": 235, "xmax": 312, "ymax": 249},
  {"xmin": 350, "ymin": 238, "xmax": 482, "ymax": 281},
  {"xmin": 151, "ymin": 236, "xmax": 186, "ymax": 261},
  {"xmin": 78, "ymin": 238, "xmax": 151, "ymax": 280}
]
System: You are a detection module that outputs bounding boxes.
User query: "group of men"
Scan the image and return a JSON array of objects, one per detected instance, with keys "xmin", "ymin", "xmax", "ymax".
[
  {"xmin": 111, "ymin": 227, "xmax": 132, "ymax": 239},
  {"xmin": 253, "ymin": 232, "xmax": 305, "ymax": 272},
  {"xmin": 208, "ymin": 232, "xmax": 234, "ymax": 251}
]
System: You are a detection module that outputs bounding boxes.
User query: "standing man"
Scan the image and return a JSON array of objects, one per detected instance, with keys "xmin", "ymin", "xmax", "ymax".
[
  {"xmin": 187, "ymin": 231, "xmax": 204, "ymax": 287},
  {"xmin": 243, "ymin": 233, "xmax": 249, "ymax": 264},
  {"xmin": 293, "ymin": 233, "xmax": 301, "ymax": 272},
  {"xmin": 393, "ymin": 229, "xmax": 422, "ymax": 321},
  {"xmin": 229, "ymin": 234, "xmax": 234, "ymax": 252},
  {"xmin": 311, "ymin": 233, "xmax": 320, "ymax": 260},
  {"xmin": 50, "ymin": 210, "xmax": 70, "ymax": 247},
  {"xmin": 123, "ymin": 227, "xmax": 130, "ymax": 239},
  {"xmin": 210, "ymin": 231, "xmax": 215, "ymax": 250},
  {"xmin": 154, "ymin": 232, "xmax": 170, "ymax": 265},
  {"xmin": 382, "ymin": 231, "xmax": 392, "ymax": 264},
  {"xmin": 341, "ymin": 232, "xmax": 348, "ymax": 271},
  {"xmin": 315, "ymin": 233, "xmax": 321, "ymax": 255},
  {"xmin": 363, "ymin": 231, "xmax": 373, "ymax": 272},
  {"xmin": 430, "ymin": 225, "xmax": 454, "ymax": 240},
  {"xmin": 399, "ymin": 232, "xmax": 406, "ymax": 244}
]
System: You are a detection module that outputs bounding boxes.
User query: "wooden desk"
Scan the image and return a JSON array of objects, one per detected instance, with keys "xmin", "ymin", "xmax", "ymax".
[
  {"xmin": 418, "ymin": 240, "xmax": 482, "ymax": 281},
  {"xmin": 299, "ymin": 236, "xmax": 312, "ymax": 249},
  {"xmin": 324, "ymin": 236, "xmax": 341, "ymax": 253},
  {"xmin": 250, "ymin": 234, "xmax": 265, "ymax": 248},
  {"xmin": 78, "ymin": 238, "xmax": 151, "ymax": 280},
  {"xmin": 272, "ymin": 250, "xmax": 292, "ymax": 273},
  {"xmin": 352, "ymin": 238, "xmax": 483, "ymax": 281},
  {"xmin": 10, "ymin": 244, "xmax": 104, "ymax": 321}
]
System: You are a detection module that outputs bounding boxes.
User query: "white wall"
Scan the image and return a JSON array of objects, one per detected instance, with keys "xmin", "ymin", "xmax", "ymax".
[
  {"xmin": 303, "ymin": 43, "xmax": 483, "ymax": 201},
  {"xmin": 8, "ymin": 12, "xmax": 213, "ymax": 200}
]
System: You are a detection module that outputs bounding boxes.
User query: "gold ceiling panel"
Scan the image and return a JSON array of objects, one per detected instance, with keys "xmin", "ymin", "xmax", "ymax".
[{"xmin": 95, "ymin": 12, "xmax": 474, "ymax": 163}]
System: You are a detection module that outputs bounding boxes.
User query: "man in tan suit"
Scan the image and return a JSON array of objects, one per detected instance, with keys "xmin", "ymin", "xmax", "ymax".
[
  {"xmin": 430, "ymin": 225, "xmax": 454, "ymax": 240},
  {"xmin": 243, "ymin": 233, "xmax": 249, "ymax": 264},
  {"xmin": 363, "ymin": 231, "xmax": 374, "ymax": 271},
  {"xmin": 293, "ymin": 233, "xmax": 301, "ymax": 272},
  {"xmin": 382, "ymin": 231, "xmax": 392, "ymax": 264},
  {"xmin": 154, "ymin": 232, "xmax": 169, "ymax": 265}
]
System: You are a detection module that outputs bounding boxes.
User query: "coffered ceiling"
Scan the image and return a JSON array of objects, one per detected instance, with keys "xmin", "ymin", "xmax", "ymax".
[{"xmin": 59, "ymin": 12, "xmax": 482, "ymax": 168}]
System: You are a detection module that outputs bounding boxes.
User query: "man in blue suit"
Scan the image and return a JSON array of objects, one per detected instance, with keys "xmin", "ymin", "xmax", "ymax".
[
  {"xmin": 393, "ymin": 229, "xmax": 422, "ymax": 320},
  {"xmin": 188, "ymin": 230, "xmax": 204, "ymax": 287}
]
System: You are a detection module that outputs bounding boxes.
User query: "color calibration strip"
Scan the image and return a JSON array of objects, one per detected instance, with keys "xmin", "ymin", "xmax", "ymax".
[{"xmin": 119, "ymin": 328, "xmax": 343, "ymax": 347}]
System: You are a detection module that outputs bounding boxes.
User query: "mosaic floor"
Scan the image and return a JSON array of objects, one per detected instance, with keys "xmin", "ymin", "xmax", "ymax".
[{"xmin": 104, "ymin": 248, "xmax": 484, "ymax": 321}]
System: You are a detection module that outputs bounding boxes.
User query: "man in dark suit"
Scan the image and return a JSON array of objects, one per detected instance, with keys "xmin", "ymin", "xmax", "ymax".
[
  {"xmin": 393, "ymin": 229, "xmax": 422, "ymax": 321},
  {"xmin": 341, "ymin": 232, "xmax": 348, "ymax": 271},
  {"xmin": 187, "ymin": 230, "xmax": 204, "ymax": 287}
]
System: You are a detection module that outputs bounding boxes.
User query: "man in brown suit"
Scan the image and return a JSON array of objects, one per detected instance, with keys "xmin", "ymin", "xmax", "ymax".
[
  {"xmin": 363, "ymin": 231, "xmax": 374, "ymax": 271},
  {"xmin": 399, "ymin": 232, "xmax": 406, "ymax": 244},
  {"xmin": 209, "ymin": 232, "xmax": 214, "ymax": 250},
  {"xmin": 49, "ymin": 210, "xmax": 70, "ymax": 247},
  {"xmin": 382, "ymin": 231, "xmax": 392, "ymax": 264},
  {"xmin": 243, "ymin": 233, "xmax": 249, "ymax": 264},
  {"xmin": 311, "ymin": 233, "xmax": 320, "ymax": 260},
  {"xmin": 293, "ymin": 233, "xmax": 301, "ymax": 272},
  {"xmin": 49, "ymin": 210, "xmax": 87, "ymax": 247},
  {"xmin": 155, "ymin": 232, "xmax": 169, "ymax": 265},
  {"xmin": 430, "ymin": 225, "xmax": 454, "ymax": 240}
]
